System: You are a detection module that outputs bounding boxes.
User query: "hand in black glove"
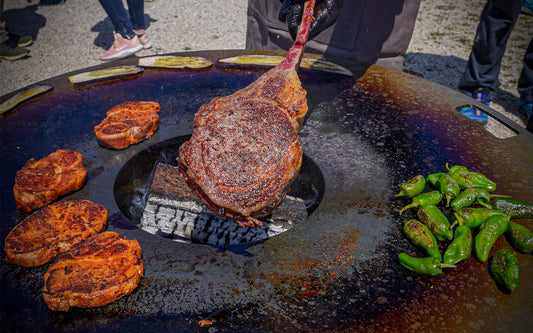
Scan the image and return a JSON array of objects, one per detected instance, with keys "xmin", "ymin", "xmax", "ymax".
[{"xmin": 278, "ymin": 0, "xmax": 344, "ymax": 41}]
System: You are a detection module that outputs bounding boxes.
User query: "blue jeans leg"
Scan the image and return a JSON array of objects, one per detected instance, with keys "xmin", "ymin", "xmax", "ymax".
[
  {"xmin": 518, "ymin": 38, "xmax": 533, "ymax": 101},
  {"xmin": 98, "ymin": 0, "xmax": 135, "ymax": 38},
  {"xmin": 458, "ymin": 0, "xmax": 523, "ymax": 98},
  {"xmin": 126, "ymin": 0, "xmax": 145, "ymax": 31}
]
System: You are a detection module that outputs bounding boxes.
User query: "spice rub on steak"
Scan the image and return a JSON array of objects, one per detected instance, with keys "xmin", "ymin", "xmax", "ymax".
[
  {"xmin": 94, "ymin": 101, "xmax": 161, "ymax": 150},
  {"xmin": 42, "ymin": 231, "xmax": 144, "ymax": 312},
  {"xmin": 13, "ymin": 149, "xmax": 87, "ymax": 212},
  {"xmin": 4, "ymin": 200, "xmax": 108, "ymax": 267},
  {"xmin": 178, "ymin": 1, "xmax": 316, "ymax": 228}
]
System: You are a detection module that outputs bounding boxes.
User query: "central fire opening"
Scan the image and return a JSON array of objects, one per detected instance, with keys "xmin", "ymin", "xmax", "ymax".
[{"xmin": 114, "ymin": 136, "xmax": 325, "ymax": 245}]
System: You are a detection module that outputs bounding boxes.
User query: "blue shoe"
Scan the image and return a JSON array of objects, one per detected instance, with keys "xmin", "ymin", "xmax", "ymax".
[
  {"xmin": 522, "ymin": 0, "xmax": 533, "ymax": 15},
  {"xmin": 460, "ymin": 92, "xmax": 490, "ymax": 127},
  {"xmin": 520, "ymin": 100, "xmax": 532, "ymax": 119}
]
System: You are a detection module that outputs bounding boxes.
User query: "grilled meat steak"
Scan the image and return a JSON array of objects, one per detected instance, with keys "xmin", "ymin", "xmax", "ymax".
[
  {"xmin": 94, "ymin": 101, "xmax": 161, "ymax": 150},
  {"xmin": 4, "ymin": 200, "xmax": 108, "ymax": 267},
  {"xmin": 13, "ymin": 149, "xmax": 87, "ymax": 212},
  {"xmin": 42, "ymin": 231, "xmax": 144, "ymax": 312},
  {"xmin": 178, "ymin": 1, "xmax": 316, "ymax": 228}
]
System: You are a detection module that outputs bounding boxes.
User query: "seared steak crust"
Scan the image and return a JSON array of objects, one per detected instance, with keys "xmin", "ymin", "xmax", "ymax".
[
  {"xmin": 178, "ymin": 1, "xmax": 316, "ymax": 228},
  {"xmin": 178, "ymin": 67, "xmax": 306, "ymax": 228},
  {"xmin": 94, "ymin": 101, "xmax": 161, "ymax": 150},
  {"xmin": 4, "ymin": 200, "xmax": 108, "ymax": 267},
  {"xmin": 13, "ymin": 149, "xmax": 87, "ymax": 212},
  {"xmin": 42, "ymin": 231, "xmax": 144, "ymax": 312}
]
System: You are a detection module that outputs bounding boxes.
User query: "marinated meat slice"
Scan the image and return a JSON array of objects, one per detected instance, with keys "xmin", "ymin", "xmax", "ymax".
[
  {"xmin": 42, "ymin": 231, "xmax": 144, "ymax": 312},
  {"xmin": 178, "ymin": 1, "xmax": 316, "ymax": 228},
  {"xmin": 4, "ymin": 200, "xmax": 108, "ymax": 267},
  {"xmin": 13, "ymin": 149, "xmax": 87, "ymax": 212},
  {"xmin": 94, "ymin": 101, "xmax": 161, "ymax": 150}
]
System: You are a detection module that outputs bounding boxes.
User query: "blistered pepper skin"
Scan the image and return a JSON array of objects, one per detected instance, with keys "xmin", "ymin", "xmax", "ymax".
[
  {"xmin": 395, "ymin": 175, "xmax": 426, "ymax": 198},
  {"xmin": 426, "ymin": 172, "xmax": 445, "ymax": 187},
  {"xmin": 492, "ymin": 198, "xmax": 533, "ymax": 219},
  {"xmin": 453, "ymin": 207, "xmax": 507, "ymax": 229},
  {"xmin": 505, "ymin": 221, "xmax": 533, "ymax": 254},
  {"xmin": 446, "ymin": 164, "xmax": 497, "ymax": 192},
  {"xmin": 417, "ymin": 205, "xmax": 453, "ymax": 241},
  {"xmin": 490, "ymin": 249, "xmax": 519, "ymax": 293},
  {"xmin": 398, "ymin": 254, "xmax": 448, "ymax": 276},
  {"xmin": 399, "ymin": 191, "xmax": 443, "ymax": 215},
  {"xmin": 474, "ymin": 215, "xmax": 509, "ymax": 263},
  {"xmin": 443, "ymin": 225, "xmax": 472, "ymax": 265},
  {"xmin": 451, "ymin": 187, "xmax": 493, "ymax": 211},
  {"xmin": 403, "ymin": 219, "xmax": 441, "ymax": 259},
  {"xmin": 438, "ymin": 174, "xmax": 461, "ymax": 207}
]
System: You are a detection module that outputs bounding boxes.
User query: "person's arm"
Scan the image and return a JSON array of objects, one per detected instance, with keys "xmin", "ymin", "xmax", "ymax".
[{"xmin": 278, "ymin": 0, "xmax": 345, "ymax": 40}]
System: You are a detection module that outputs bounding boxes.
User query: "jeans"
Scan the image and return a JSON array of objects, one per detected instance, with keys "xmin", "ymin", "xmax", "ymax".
[
  {"xmin": 98, "ymin": 0, "xmax": 145, "ymax": 38},
  {"xmin": 459, "ymin": 0, "xmax": 533, "ymax": 102}
]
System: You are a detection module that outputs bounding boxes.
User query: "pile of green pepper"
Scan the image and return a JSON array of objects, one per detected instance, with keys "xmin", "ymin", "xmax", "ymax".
[{"xmin": 395, "ymin": 164, "xmax": 533, "ymax": 293}]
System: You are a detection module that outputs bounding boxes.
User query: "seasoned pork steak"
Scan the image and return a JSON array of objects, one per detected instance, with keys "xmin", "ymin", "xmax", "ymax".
[
  {"xmin": 4, "ymin": 200, "xmax": 108, "ymax": 267},
  {"xmin": 94, "ymin": 101, "xmax": 160, "ymax": 150},
  {"xmin": 178, "ymin": 1, "xmax": 315, "ymax": 228},
  {"xmin": 42, "ymin": 231, "xmax": 144, "ymax": 312},
  {"xmin": 13, "ymin": 149, "xmax": 87, "ymax": 212}
]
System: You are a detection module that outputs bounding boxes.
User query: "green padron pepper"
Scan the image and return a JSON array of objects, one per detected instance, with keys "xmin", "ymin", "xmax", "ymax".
[
  {"xmin": 417, "ymin": 205, "xmax": 453, "ymax": 241},
  {"xmin": 505, "ymin": 221, "xmax": 533, "ymax": 254},
  {"xmin": 453, "ymin": 207, "xmax": 507, "ymax": 229},
  {"xmin": 399, "ymin": 191, "xmax": 443, "ymax": 215},
  {"xmin": 398, "ymin": 253, "xmax": 455, "ymax": 276},
  {"xmin": 443, "ymin": 224, "xmax": 472, "ymax": 265},
  {"xmin": 451, "ymin": 187, "xmax": 507, "ymax": 211},
  {"xmin": 426, "ymin": 172, "xmax": 460, "ymax": 206},
  {"xmin": 426, "ymin": 172, "xmax": 445, "ymax": 187},
  {"xmin": 474, "ymin": 214, "xmax": 510, "ymax": 262},
  {"xmin": 438, "ymin": 174, "xmax": 461, "ymax": 207},
  {"xmin": 491, "ymin": 198, "xmax": 533, "ymax": 219},
  {"xmin": 490, "ymin": 249, "xmax": 519, "ymax": 293},
  {"xmin": 403, "ymin": 219, "xmax": 441, "ymax": 259},
  {"xmin": 395, "ymin": 175, "xmax": 426, "ymax": 198},
  {"xmin": 446, "ymin": 164, "xmax": 497, "ymax": 192}
]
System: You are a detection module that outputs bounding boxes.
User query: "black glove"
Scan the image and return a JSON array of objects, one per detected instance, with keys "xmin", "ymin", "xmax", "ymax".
[{"xmin": 278, "ymin": 0, "xmax": 344, "ymax": 41}]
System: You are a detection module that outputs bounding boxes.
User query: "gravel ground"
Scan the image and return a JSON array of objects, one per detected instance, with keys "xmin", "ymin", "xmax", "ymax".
[{"xmin": 1, "ymin": 0, "xmax": 532, "ymax": 134}]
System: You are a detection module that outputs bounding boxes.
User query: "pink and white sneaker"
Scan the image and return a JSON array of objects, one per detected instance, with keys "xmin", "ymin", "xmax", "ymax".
[
  {"xmin": 99, "ymin": 32, "xmax": 143, "ymax": 61},
  {"xmin": 133, "ymin": 29, "xmax": 152, "ymax": 49},
  {"xmin": 138, "ymin": 34, "xmax": 152, "ymax": 49}
]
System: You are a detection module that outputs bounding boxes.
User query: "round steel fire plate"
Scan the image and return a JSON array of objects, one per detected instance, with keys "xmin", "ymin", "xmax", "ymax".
[{"xmin": 1, "ymin": 50, "xmax": 532, "ymax": 332}]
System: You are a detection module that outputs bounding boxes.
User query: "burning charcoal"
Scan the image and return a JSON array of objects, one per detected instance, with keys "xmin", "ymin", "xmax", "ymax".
[{"xmin": 139, "ymin": 163, "xmax": 308, "ymax": 245}]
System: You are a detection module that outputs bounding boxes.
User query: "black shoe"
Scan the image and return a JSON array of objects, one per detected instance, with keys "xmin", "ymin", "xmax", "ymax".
[
  {"xmin": 16, "ymin": 35, "xmax": 33, "ymax": 47},
  {"xmin": 8, "ymin": 32, "xmax": 33, "ymax": 47},
  {"xmin": 0, "ymin": 42, "xmax": 29, "ymax": 60}
]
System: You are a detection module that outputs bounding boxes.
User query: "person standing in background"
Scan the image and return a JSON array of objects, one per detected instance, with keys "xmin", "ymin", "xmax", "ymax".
[
  {"xmin": 245, "ymin": 0, "xmax": 421, "ymax": 71},
  {"xmin": 458, "ymin": 0, "xmax": 532, "ymax": 132},
  {"xmin": 0, "ymin": 0, "xmax": 33, "ymax": 60},
  {"xmin": 98, "ymin": 0, "xmax": 152, "ymax": 61}
]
